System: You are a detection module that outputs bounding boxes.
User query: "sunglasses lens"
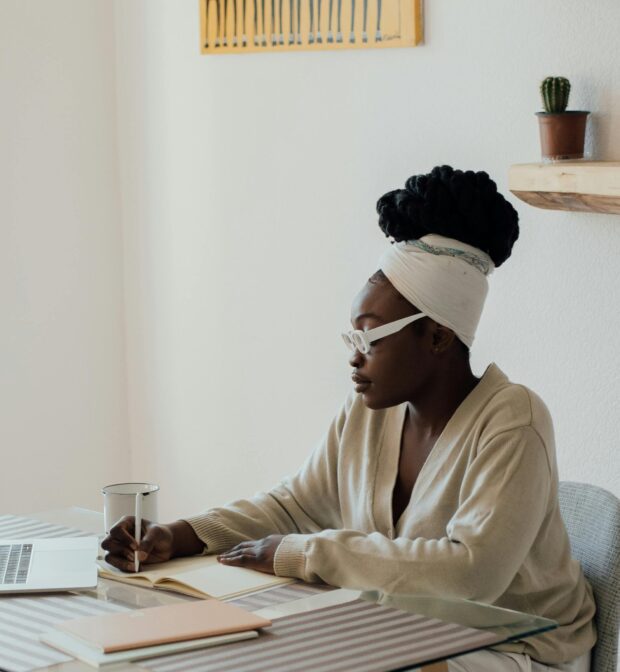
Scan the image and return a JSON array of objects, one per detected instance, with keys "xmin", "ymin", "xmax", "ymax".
[
  {"xmin": 342, "ymin": 333, "xmax": 355, "ymax": 350},
  {"xmin": 352, "ymin": 332, "xmax": 369, "ymax": 353},
  {"xmin": 342, "ymin": 331, "xmax": 370, "ymax": 354}
]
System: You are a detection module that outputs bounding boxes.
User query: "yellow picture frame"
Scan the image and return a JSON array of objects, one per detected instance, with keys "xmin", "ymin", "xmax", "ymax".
[{"xmin": 199, "ymin": 0, "xmax": 422, "ymax": 54}]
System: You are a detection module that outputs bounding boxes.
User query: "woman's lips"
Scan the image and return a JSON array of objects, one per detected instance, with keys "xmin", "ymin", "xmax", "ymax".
[{"xmin": 352, "ymin": 374, "xmax": 371, "ymax": 392}]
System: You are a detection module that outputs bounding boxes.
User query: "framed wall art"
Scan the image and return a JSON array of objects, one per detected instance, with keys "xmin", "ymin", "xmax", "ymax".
[{"xmin": 200, "ymin": 0, "xmax": 423, "ymax": 54}]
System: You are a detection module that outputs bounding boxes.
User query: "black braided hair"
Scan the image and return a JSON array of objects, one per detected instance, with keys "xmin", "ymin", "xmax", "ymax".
[{"xmin": 376, "ymin": 165, "xmax": 519, "ymax": 268}]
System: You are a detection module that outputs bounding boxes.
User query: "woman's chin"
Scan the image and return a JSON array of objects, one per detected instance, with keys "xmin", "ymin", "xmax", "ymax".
[
  {"xmin": 358, "ymin": 388, "xmax": 401, "ymax": 411},
  {"xmin": 359, "ymin": 391, "xmax": 386, "ymax": 410}
]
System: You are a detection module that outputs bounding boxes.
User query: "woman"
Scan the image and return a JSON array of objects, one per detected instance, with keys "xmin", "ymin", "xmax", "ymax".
[{"xmin": 103, "ymin": 166, "xmax": 596, "ymax": 671}]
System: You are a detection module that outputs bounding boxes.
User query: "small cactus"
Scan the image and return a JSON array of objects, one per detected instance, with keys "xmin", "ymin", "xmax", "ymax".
[{"xmin": 540, "ymin": 77, "xmax": 571, "ymax": 113}]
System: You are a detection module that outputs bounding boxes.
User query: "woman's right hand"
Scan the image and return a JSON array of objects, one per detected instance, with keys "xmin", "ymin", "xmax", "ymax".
[{"xmin": 101, "ymin": 516, "xmax": 174, "ymax": 572}]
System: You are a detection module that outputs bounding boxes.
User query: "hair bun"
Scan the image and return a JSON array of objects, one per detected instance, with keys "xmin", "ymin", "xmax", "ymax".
[{"xmin": 376, "ymin": 165, "xmax": 519, "ymax": 267}]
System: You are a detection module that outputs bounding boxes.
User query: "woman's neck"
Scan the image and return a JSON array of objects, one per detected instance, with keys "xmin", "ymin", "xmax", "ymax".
[{"xmin": 405, "ymin": 359, "xmax": 479, "ymax": 439}]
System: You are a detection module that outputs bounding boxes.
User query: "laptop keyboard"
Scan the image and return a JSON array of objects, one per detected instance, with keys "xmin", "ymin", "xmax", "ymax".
[{"xmin": 0, "ymin": 543, "xmax": 33, "ymax": 584}]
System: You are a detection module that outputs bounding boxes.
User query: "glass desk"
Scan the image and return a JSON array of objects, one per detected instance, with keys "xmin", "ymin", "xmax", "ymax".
[
  {"xmin": 17, "ymin": 508, "xmax": 556, "ymax": 672},
  {"xmin": 360, "ymin": 591, "xmax": 557, "ymax": 670}
]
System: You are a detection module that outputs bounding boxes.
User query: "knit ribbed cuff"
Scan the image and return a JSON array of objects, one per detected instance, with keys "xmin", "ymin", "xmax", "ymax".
[
  {"xmin": 273, "ymin": 534, "xmax": 312, "ymax": 579},
  {"xmin": 181, "ymin": 514, "xmax": 241, "ymax": 556}
]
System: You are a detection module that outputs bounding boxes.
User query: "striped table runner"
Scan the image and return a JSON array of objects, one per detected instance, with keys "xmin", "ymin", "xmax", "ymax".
[
  {"xmin": 143, "ymin": 598, "xmax": 503, "ymax": 672},
  {"xmin": 225, "ymin": 582, "xmax": 334, "ymax": 611},
  {"xmin": 0, "ymin": 515, "xmax": 333, "ymax": 672},
  {"xmin": 0, "ymin": 515, "xmax": 129, "ymax": 672},
  {"xmin": 0, "ymin": 591, "xmax": 130, "ymax": 672}
]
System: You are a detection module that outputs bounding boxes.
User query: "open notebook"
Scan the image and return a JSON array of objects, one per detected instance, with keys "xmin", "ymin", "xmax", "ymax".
[{"xmin": 97, "ymin": 554, "xmax": 295, "ymax": 599}]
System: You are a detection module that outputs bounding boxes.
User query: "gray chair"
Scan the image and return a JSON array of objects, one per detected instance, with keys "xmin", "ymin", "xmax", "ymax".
[{"xmin": 558, "ymin": 481, "xmax": 620, "ymax": 672}]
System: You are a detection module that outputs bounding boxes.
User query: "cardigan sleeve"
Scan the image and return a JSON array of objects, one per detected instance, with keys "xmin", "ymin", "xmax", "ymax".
[
  {"xmin": 273, "ymin": 425, "xmax": 552, "ymax": 603},
  {"xmin": 181, "ymin": 391, "xmax": 353, "ymax": 555}
]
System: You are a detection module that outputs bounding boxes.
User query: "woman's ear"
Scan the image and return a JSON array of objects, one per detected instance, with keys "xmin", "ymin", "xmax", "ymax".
[{"xmin": 431, "ymin": 323, "xmax": 457, "ymax": 354}]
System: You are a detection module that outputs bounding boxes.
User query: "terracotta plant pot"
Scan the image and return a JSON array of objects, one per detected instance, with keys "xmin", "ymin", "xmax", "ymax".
[{"xmin": 536, "ymin": 111, "xmax": 590, "ymax": 161}]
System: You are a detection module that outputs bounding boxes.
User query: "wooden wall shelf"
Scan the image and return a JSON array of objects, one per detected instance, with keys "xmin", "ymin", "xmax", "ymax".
[{"xmin": 509, "ymin": 161, "xmax": 620, "ymax": 214}]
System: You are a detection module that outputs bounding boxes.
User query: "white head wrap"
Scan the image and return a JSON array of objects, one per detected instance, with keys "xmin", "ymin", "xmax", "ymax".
[{"xmin": 377, "ymin": 234, "xmax": 495, "ymax": 348}]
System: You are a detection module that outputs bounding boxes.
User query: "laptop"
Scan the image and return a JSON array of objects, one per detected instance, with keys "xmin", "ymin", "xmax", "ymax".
[{"xmin": 0, "ymin": 536, "xmax": 98, "ymax": 593}]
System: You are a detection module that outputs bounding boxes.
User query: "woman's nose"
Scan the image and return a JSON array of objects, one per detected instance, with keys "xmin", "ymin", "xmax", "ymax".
[{"xmin": 348, "ymin": 348, "xmax": 364, "ymax": 368}]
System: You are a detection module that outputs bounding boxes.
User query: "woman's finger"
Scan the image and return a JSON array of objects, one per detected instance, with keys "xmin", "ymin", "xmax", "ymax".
[
  {"xmin": 222, "ymin": 544, "xmax": 257, "ymax": 555},
  {"xmin": 101, "ymin": 540, "xmax": 136, "ymax": 562},
  {"xmin": 219, "ymin": 550, "xmax": 253, "ymax": 564},
  {"xmin": 104, "ymin": 552, "xmax": 137, "ymax": 573},
  {"xmin": 219, "ymin": 550, "xmax": 246, "ymax": 561},
  {"xmin": 137, "ymin": 526, "xmax": 165, "ymax": 557},
  {"xmin": 221, "ymin": 544, "xmax": 255, "ymax": 555},
  {"xmin": 101, "ymin": 538, "xmax": 131, "ymax": 554},
  {"xmin": 220, "ymin": 556, "xmax": 249, "ymax": 566},
  {"xmin": 228, "ymin": 541, "xmax": 255, "ymax": 552},
  {"xmin": 108, "ymin": 524, "xmax": 138, "ymax": 549}
]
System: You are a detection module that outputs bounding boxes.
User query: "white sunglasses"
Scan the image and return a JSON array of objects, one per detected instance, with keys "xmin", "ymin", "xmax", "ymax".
[{"xmin": 342, "ymin": 313, "xmax": 427, "ymax": 354}]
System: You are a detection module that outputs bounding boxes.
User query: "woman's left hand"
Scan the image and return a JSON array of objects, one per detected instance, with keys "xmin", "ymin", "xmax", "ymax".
[{"xmin": 217, "ymin": 534, "xmax": 286, "ymax": 574}]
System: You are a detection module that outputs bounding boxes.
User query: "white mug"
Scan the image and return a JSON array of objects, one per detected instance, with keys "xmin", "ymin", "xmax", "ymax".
[{"xmin": 102, "ymin": 482, "xmax": 159, "ymax": 534}]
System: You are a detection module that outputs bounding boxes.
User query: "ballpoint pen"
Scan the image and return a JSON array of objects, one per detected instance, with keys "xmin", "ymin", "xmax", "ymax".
[{"xmin": 134, "ymin": 493, "xmax": 142, "ymax": 573}]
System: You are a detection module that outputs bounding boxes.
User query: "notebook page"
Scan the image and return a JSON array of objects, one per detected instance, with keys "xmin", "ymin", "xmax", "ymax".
[
  {"xmin": 97, "ymin": 553, "xmax": 221, "ymax": 582},
  {"xmin": 165, "ymin": 563, "xmax": 294, "ymax": 599}
]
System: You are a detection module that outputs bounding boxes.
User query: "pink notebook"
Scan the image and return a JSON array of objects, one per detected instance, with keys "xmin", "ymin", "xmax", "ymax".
[{"xmin": 58, "ymin": 599, "xmax": 272, "ymax": 653}]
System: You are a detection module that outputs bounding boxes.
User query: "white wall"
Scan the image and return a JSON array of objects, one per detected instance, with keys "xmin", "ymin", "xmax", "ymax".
[
  {"xmin": 113, "ymin": 0, "xmax": 620, "ymax": 522},
  {"xmin": 0, "ymin": 1, "xmax": 130, "ymax": 513},
  {"xmin": 2, "ymin": 0, "xmax": 618, "ymax": 522}
]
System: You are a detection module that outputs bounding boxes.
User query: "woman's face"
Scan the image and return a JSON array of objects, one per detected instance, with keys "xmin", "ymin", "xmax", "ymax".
[{"xmin": 348, "ymin": 276, "xmax": 435, "ymax": 410}]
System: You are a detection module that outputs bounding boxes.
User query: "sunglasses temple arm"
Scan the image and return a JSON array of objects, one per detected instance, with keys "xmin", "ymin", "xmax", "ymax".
[{"xmin": 365, "ymin": 313, "xmax": 421, "ymax": 342}]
